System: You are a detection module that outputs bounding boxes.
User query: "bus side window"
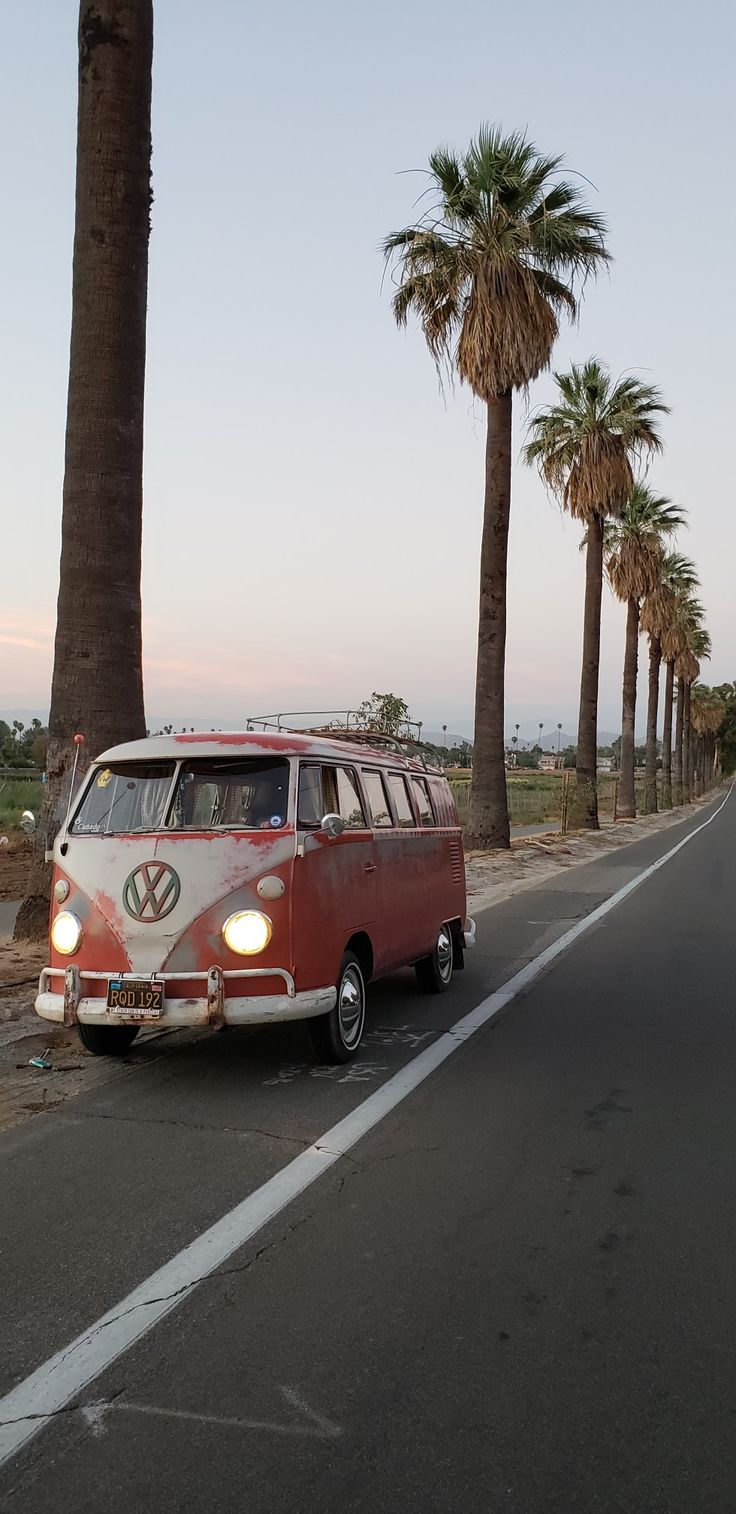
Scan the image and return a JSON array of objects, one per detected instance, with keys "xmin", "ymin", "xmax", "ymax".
[
  {"xmin": 337, "ymin": 766, "xmax": 367, "ymax": 828},
  {"xmin": 361, "ymin": 770, "xmax": 392, "ymax": 828},
  {"xmin": 411, "ymin": 776, "xmax": 435, "ymax": 827},
  {"xmin": 298, "ymin": 764, "xmax": 323, "ymax": 828},
  {"xmin": 321, "ymin": 765, "xmax": 367, "ymax": 829},
  {"xmin": 388, "ymin": 774, "xmax": 415, "ymax": 828}
]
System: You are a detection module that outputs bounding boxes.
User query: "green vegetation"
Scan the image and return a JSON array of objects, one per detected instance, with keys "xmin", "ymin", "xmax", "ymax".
[
  {"xmin": 0, "ymin": 719, "xmax": 47, "ymax": 770},
  {"xmin": 355, "ymin": 693, "xmax": 411, "ymax": 737},
  {"xmin": 713, "ymin": 685, "xmax": 736, "ymax": 774},
  {"xmin": 0, "ymin": 780, "xmax": 43, "ymax": 833}
]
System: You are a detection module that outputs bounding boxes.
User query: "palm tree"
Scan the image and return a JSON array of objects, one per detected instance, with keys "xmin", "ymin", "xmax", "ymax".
[
  {"xmin": 640, "ymin": 552, "xmax": 698, "ymax": 810},
  {"xmin": 525, "ymin": 362, "xmax": 668, "ymax": 829},
  {"xmin": 704, "ymin": 688, "xmax": 725, "ymax": 786},
  {"xmin": 384, "ymin": 126, "xmax": 609, "ymax": 848},
  {"xmin": 662, "ymin": 593, "xmax": 704, "ymax": 805},
  {"xmin": 690, "ymin": 684, "xmax": 724, "ymax": 794},
  {"xmin": 604, "ymin": 487, "xmax": 684, "ymax": 818},
  {"xmin": 683, "ymin": 628, "xmax": 712, "ymax": 800},
  {"xmin": 15, "ymin": 0, "xmax": 153, "ymax": 940}
]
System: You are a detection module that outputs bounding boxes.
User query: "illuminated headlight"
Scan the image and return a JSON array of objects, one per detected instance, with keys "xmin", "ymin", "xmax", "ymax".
[
  {"xmin": 222, "ymin": 910, "xmax": 272, "ymax": 956},
  {"xmin": 51, "ymin": 911, "xmax": 83, "ymax": 956}
]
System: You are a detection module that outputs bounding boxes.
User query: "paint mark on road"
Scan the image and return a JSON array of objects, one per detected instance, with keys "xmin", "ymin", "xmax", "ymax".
[{"xmin": 82, "ymin": 1387, "xmax": 341, "ymax": 1441}]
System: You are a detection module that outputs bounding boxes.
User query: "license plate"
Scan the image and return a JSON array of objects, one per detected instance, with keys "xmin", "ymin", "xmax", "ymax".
[{"xmin": 107, "ymin": 979, "xmax": 164, "ymax": 1018}]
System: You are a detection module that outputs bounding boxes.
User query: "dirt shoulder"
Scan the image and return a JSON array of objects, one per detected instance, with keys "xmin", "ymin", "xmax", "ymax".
[
  {"xmin": 465, "ymin": 790, "xmax": 720, "ymax": 914},
  {"xmin": 0, "ymin": 834, "xmax": 32, "ymax": 900}
]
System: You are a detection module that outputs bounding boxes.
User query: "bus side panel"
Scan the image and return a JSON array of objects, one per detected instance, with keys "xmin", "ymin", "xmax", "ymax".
[
  {"xmin": 291, "ymin": 830, "xmax": 378, "ymax": 991},
  {"xmin": 371, "ymin": 828, "xmax": 434, "ymax": 970},
  {"xmin": 428, "ymin": 777, "xmax": 467, "ymax": 925}
]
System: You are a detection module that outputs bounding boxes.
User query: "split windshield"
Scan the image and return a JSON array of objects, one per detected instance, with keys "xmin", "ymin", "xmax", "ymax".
[
  {"xmin": 169, "ymin": 758, "xmax": 289, "ymax": 830},
  {"xmin": 71, "ymin": 763, "xmax": 176, "ymax": 835},
  {"xmin": 71, "ymin": 757, "xmax": 291, "ymax": 835}
]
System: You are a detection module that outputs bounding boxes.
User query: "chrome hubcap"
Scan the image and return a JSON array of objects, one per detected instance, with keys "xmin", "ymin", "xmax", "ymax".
[
  {"xmin": 437, "ymin": 927, "xmax": 453, "ymax": 983},
  {"xmin": 338, "ymin": 965, "xmax": 364, "ymax": 1048}
]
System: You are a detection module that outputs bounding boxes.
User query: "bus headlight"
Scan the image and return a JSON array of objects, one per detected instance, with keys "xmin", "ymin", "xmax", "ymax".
[
  {"xmin": 51, "ymin": 911, "xmax": 83, "ymax": 956},
  {"xmin": 222, "ymin": 910, "xmax": 272, "ymax": 956}
]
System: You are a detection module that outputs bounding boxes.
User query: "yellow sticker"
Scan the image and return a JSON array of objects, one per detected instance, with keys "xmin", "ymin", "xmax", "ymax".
[{"xmin": 97, "ymin": 768, "xmax": 112, "ymax": 789}]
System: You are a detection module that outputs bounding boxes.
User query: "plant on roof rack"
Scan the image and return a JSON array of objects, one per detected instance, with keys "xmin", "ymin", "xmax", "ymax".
[{"xmin": 355, "ymin": 693, "xmax": 411, "ymax": 736}]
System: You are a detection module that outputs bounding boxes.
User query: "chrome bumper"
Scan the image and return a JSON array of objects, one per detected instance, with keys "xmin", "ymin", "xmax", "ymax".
[
  {"xmin": 463, "ymin": 917, "xmax": 476, "ymax": 949},
  {"xmin": 35, "ymin": 965, "xmax": 336, "ymax": 1030}
]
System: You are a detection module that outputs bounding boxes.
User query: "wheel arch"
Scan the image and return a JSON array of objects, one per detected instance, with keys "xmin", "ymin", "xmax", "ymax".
[{"xmin": 344, "ymin": 931, "xmax": 374, "ymax": 983}]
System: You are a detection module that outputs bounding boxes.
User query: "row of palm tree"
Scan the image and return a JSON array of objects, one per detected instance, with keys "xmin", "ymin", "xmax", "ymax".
[{"xmin": 384, "ymin": 124, "xmax": 717, "ymax": 845}]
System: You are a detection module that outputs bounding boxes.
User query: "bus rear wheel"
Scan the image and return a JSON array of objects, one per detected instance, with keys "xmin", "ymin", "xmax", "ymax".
[
  {"xmin": 78, "ymin": 1024, "xmax": 140, "ymax": 1057},
  {"xmin": 309, "ymin": 952, "xmax": 366, "ymax": 1064},
  {"xmin": 415, "ymin": 924, "xmax": 454, "ymax": 993}
]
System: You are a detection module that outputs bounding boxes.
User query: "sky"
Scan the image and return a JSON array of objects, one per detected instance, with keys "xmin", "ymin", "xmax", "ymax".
[{"xmin": 1, "ymin": 0, "xmax": 733, "ymax": 744}]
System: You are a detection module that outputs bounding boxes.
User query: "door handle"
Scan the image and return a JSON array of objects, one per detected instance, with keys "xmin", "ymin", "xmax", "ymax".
[{"xmin": 365, "ymin": 863, "xmax": 377, "ymax": 874}]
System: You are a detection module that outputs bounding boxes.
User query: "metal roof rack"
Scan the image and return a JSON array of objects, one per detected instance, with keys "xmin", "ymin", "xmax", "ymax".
[
  {"xmin": 245, "ymin": 708, "xmax": 424, "ymax": 740},
  {"xmin": 300, "ymin": 726, "xmax": 435, "ymax": 767},
  {"xmin": 244, "ymin": 711, "xmax": 437, "ymax": 770}
]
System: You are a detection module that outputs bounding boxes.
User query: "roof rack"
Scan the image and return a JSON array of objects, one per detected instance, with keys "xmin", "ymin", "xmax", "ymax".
[
  {"xmin": 244, "ymin": 711, "xmax": 437, "ymax": 770},
  {"xmin": 245, "ymin": 708, "xmax": 424, "ymax": 740},
  {"xmin": 300, "ymin": 726, "xmax": 436, "ymax": 767}
]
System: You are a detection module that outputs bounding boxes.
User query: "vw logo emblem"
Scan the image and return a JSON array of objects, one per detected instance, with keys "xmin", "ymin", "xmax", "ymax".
[{"xmin": 123, "ymin": 861, "xmax": 181, "ymax": 922}]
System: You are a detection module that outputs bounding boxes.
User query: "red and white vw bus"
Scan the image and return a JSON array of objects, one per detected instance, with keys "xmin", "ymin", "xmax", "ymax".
[{"xmin": 36, "ymin": 729, "xmax": 474, "ymax": 1062}]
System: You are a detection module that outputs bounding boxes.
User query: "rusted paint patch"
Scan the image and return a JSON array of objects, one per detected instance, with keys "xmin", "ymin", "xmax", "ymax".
[
  {"xmin": 63, "ymin": 966, "xmax": 81, "ymax": 1025},
  {"xmin": 206, "ymin": 966, "xmax": 225, "ymax": 1027}
]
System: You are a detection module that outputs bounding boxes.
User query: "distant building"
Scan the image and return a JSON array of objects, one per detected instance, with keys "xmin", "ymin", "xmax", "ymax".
[
  {"xmin": 597, "ymin": 755, "xmax": 614, "ymax": 773},
  {"xmin": 538, "ymin": 754, "xmax": 558, "ymax": 773}
]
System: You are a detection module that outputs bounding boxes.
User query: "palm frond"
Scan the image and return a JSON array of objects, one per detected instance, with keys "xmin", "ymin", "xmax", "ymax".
[
  {"xmin": 605, "ymin": 484, "xmax": 686, "ymax": 603},
  {"xmin": 383, "ymin": 124, "xmax": 609, "ymax": 399},
  {"xmin": 524, "ymin": 360, "xmax": 668, "ymax": 523}
]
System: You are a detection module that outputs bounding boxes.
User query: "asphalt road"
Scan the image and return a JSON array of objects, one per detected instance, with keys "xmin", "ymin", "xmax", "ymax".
[{"xmin": 1, "ymin": 793, "xmax": 735, "ymax": 1512}]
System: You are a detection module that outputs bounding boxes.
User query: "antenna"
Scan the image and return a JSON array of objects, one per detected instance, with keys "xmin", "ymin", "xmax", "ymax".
[{"xmin": 63, "ymin": 734, "xmax": 85, "ymax": 836}]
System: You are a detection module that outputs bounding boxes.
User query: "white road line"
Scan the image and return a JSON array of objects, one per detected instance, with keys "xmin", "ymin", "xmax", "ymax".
[{"xmin": 0, "ymin": 787, "xmax": 730, "ymax": 1469}]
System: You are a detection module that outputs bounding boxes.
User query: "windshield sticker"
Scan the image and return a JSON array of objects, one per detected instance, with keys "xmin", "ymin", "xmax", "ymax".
[{"xmin": 96, "ymin": 769, "xmax": 112, "ymax": 788}]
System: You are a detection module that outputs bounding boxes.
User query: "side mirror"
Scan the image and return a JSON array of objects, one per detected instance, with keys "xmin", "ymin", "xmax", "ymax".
[
  {"xmin": 321, "ymin": 812, "xmax": 346, "ymax": 839},
  {"xmin": 20, "ymin": 810, "xmax": 36, "ymax": 835}
]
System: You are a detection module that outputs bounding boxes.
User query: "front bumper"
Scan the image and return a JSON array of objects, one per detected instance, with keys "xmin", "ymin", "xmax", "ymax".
[{"xmin": 35, "ymin": 965, "xmax": 336, "ymax": 1030}]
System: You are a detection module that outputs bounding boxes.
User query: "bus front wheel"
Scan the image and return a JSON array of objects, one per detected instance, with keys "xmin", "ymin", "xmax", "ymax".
[
  {"xmin": 309, "ymin": 952, "xmax": 366, "ymax": 1064},
  {"xmin": 78, "ymin": 1024, "xmax": 140, "ymax": 1057}
]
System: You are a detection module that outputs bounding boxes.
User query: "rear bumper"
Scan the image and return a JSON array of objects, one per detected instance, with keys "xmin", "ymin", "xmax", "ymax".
[
  {"xmin": 463, "ymin": 917, "xmax": 476, "ymax": 949},
  {"xmin": 35, "ymin": 966, "xmax": 336, "ymax": 1029}
]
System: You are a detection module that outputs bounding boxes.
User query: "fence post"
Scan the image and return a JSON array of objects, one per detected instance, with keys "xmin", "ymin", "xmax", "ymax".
[
  {"xmin": 560, "ymin": 770, "xmax": 568, "ymax": 834},
  {"xmin": 612, "ymin": 779, "xmax": 619, "ymax": 822}
]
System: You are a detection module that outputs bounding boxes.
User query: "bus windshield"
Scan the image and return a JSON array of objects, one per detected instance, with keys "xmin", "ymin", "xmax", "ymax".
[
  {"xmin": 168, "ymin": 758, "xmax": 290, "ymax": 830},
  {"xmin": 71, "ymin": 763, "xmax": 176, "ymax": 835}
]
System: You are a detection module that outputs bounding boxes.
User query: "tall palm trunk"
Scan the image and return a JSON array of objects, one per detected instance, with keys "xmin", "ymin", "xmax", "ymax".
[
  {"xmin": 15, "ymin": 0, "xmax": 153, "ymax": 940},
  {"xmin": 468, "ymin": 390, "xmax": 512, "ymax": 849},
  {"xmin": 570, "ymin": 513, "xmax": 603, "ymax": 829},
  {"xmin": 661, "ymin": 660, "xmax": 674, "ymax": 808},
  {"xmin": 644, "ymin": 635, "xmax": 661, "ymax": 814},
  {"xmin": 683, "ymin": 683, "xmax": 693, "ymax": 803},
  {"xmin": 673, "ymin": 676, "xmax": 685, "ymax": 805},
  {"xmin": 617, "ymin": 597, "xmax": 639, "ymax": 819},
  {"xmin": 695, "ymin": 734, "xmax": 704, "ymax": 796}
]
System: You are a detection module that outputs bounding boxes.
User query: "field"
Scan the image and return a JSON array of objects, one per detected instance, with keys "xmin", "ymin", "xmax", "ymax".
[{"xmin": 448, "ymin": 772, "xmax": 641, "ymax": 829}]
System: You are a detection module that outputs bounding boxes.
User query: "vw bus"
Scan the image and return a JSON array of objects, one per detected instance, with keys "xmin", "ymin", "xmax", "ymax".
[{"xmin": 36, "ymin": 728, "xmax": 475, "ymax": 1062}]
